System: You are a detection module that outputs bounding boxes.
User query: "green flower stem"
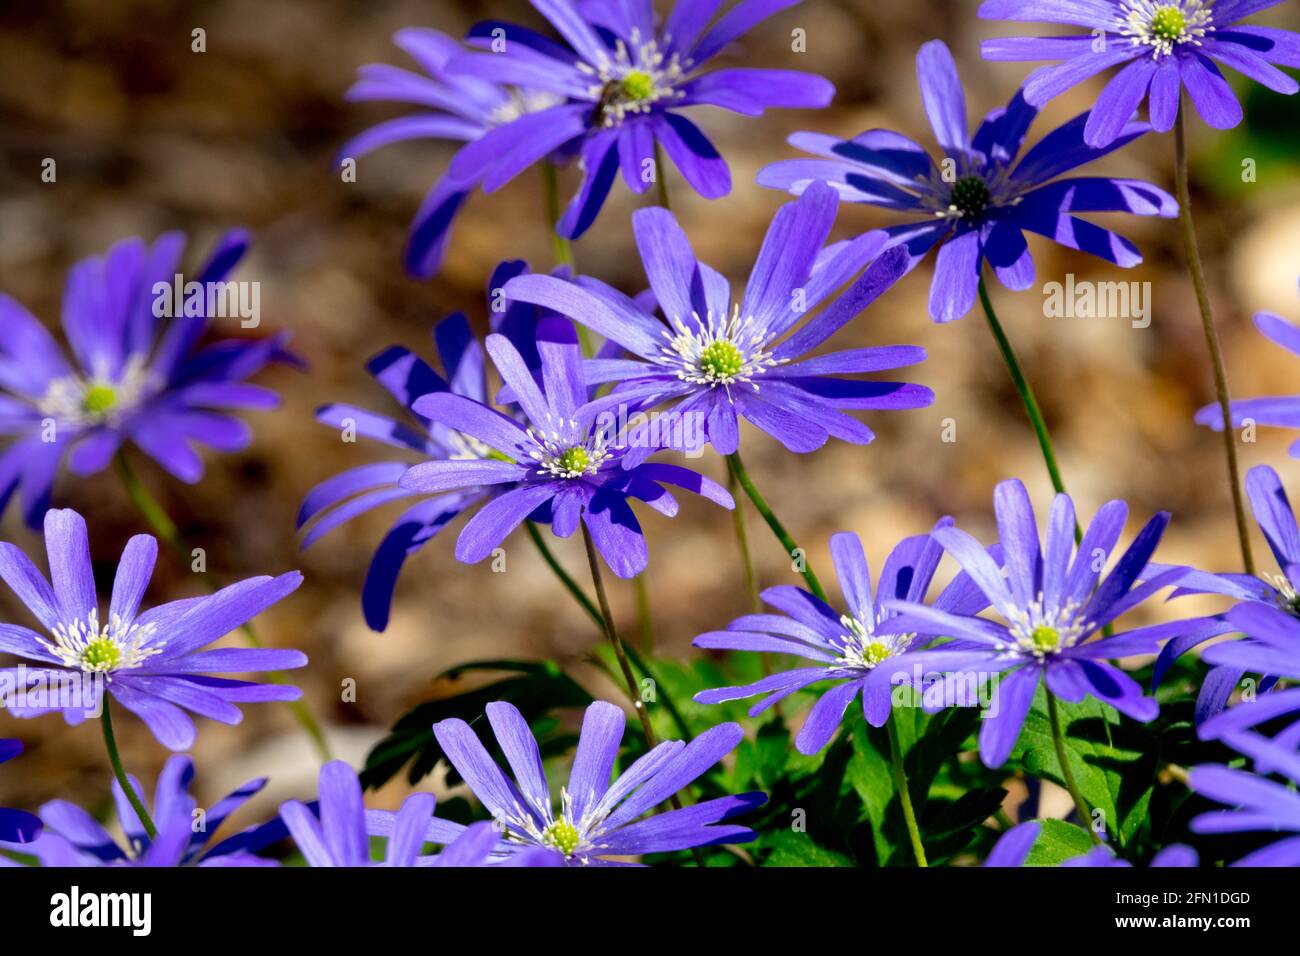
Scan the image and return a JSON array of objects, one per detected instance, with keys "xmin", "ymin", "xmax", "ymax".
[
  {"xmin": 101, "ymin": 697, "xmax": 157, "ymax": 841},
  {"xmin": 633, "ymin": 573, "xmax": 655, "ymax": 653},
  {"xmin": 523, "ymin": 522, "xmax": 691, "ymax": 741},
  {"xmin": 1173, "ymin": 106, "xmax": 1255, "ymax": 575},
  {"xmin": 977, "ymin": 277, "xmax": 1071, "ymax": 502},
  {"xmin": 622, "ymin": 642, "xmax": 692, "ymax": 743},
  {"xmin": 580, "ymin": 523, "xmax": 660, "ymax": 748},
  {"xmin": 541, "ymin": 162, "xmax": 596, "ymax": 358},
  {"xmin": 726, "ymin": 451, "xmax": 827, "ymax": 602},
  {"xmin": 654, "ymin": 141, "xmax": 671, "ymax": 210},
  {"xmin": 541, "ymin": 161, "xmax": 575, "ymax": 269},
  {"xmin": 727, "ymin": 462, "xmax": 762, "ymax": 615},
  {"xmin": 1047, "ymin": 690, "xmax": 1101, "ymax": 845},
  {"xmin": 524, "ymin": 521, "xmax": 602, "ymax": 628},
  {"xmin": 886, "ymin": 714, "xmax": 927, "ymax": 867},
  {"xmin": 579, "ymin": 521, "xmax": 690, "ymax": 828},
  {"xmin": 113, "ymin": 452, "xmax": 332, "ymax": 762}
]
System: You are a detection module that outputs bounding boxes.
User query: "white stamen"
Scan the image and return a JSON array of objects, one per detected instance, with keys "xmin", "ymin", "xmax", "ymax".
[
  {"xmin": 656, "ymin": 303, "xmax": 786, "ymax": 392},
  {"xmin": 1117, "ymin": 1, "xmax": 1215, "ymax": 59},
  {"xmin": 37, "ymin": 609, "xmax": 164, "ymax": 676}
]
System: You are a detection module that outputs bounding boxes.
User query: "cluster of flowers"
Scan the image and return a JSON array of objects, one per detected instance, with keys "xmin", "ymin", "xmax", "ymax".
[{"xmin": 2, "ymin": 0, "xmax": 1300, "ymax": 867}]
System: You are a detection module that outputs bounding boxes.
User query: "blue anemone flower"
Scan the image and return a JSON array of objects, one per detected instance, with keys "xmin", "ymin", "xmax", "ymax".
[{"xmin": 758, "ymin": 40, "xmax": 1178, "ymax": 322}]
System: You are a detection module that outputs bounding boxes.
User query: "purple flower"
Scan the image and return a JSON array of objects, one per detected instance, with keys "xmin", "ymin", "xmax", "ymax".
[
  {"xmin": 0, "ymin": 508, "xmax": 305, "ymax": 751},
  {"xmin": 886, "ymin": 478, "xmax": 1188, "ymax": 767},
  {"xmin": 979, "ymin": 0, "xmax": 1300, "ymax": 146},
  {"xmin": 503, "ymin": 183, "xmax": 930, "ymax": 458},
  {"xmin": 446, "ymin": 0, "xmax": 834, "ymax": 239},
  {"xmin": 1192, "ymin": 601, "xmax": 1300, "ymax": 747},
  {"xmin": 300, "ymin": 261, "xmax": 554, "ymax": 631},
  {"xmin": 985, "ymin": 819, "xmax": 1197, "ymax": 866},
  {"xmin": 341, "ymin": 29, "xmax": 574, "ymax": 278},
  {"xmin": 1152, "ymin": 464, "xmax": 1300, "ymax": 722},
  {"xmin": 1196, "ymin": 312, "xmax": 1300, "ymax": 455},
  {"xmin": 1190, "ymin": 729, "xmax": 1300, "ymax": 866},
  {"xmin": 280, "ymin": 760, "xmax": 551, "ymax": 867},
  {"xmin": 12, "ymin": 755, "xmax": 279, "ymax": 867},
  {"xmin": 691, "ymin": 523, "xmax": 994, "ymax": 754},
  {"xmin": 757, "ymin": 40, "xmax": 1178, "ymax": 323},
  {"xmin": 0, "ymin": 739, "xmax": 40, "ymax": 846},
  {"xmin": 430, "ymin": 701, "xmax": 763, "ymax": 865},
  {"xmin": 0, "ymin": 231, "xmax": 294, "ymax": 528},
  {"xmin": 396, "ymin": 317, "xmax": 734, "ymax": 578}
]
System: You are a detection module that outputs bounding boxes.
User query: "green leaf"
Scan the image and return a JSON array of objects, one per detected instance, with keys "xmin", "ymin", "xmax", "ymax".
[
  {"xmin": 913, "ymin": 787, "xmax": 1008, "ymax": 864},
  {"xmin": 1024, "ymin": 819, "xmax": 1096, "ymax": 866},
  {"xmin": 846, "ymin": 721, "xmax": 896, "ymax": 862},
  {"xmin": 759, "ymin": 830, "xmax": 854, "ymax": 867},
  {"xmin": 360, "ymin": 659, "xmax": 593, "ymax": 789},
  {"xmin": 1011, "ymin": 686, "xmax": 1157, "ymax": 845}
]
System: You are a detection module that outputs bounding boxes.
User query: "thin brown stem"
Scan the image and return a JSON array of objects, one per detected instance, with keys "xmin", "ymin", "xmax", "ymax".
[{"xmin": 1173, "ymin": 105, "xmax": 1255, "ymax": 574}]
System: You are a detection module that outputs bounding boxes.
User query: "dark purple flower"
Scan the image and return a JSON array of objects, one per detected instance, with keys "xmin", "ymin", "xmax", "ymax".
[
  {"xmin": 0, "ymin": 231, "xmax": 294, "ymax": 528},
  {"xmin": 396, "ymin": 317, "xmax": 734, "ymax": 578},
  {"xmin": 504, "ymin": 183, "xmax": 930, "ymax": 458},
  {"xmin": 300, "ymin": 261, "xmax": 555, "ymax": 631},
  {"xmin": 886, "ymin": 478, "xmax": 1189, "ymax": 767},
  {"xmin": 691, "ymin": 523, "xmax": 994, "ymax": 754},
  {"xmin": 12, "ymin": 755, "xmax": 278, "ymax": 867},
  {"xmin": 280, "ymin": 760, "xmax": 553, "ymax": 867},
  {"xmin": 1190, "ymin": 728, "xmax": 1300, "ymax": 866},
  {"xmin": 980, "ymin": 0, "xmax": 1300, "ymax": 146},
  {"xmin": 0, "ymin": 739, "xmax": 40, "ymax": 846},
  {"xmin": 1196, "ymin": 312, "xmax": 1300, "ymax": 454},
  {"xmin": 757, "ymin": 40, "xmax": 1178, "ymax": 323},
  {"xmin": 0, "ymin": 508, "xmax": 305, "ymax": 751},
  {"xmin": 430, "ymin": 700, "xmax": 764, "ymax": 865},
  {"xmin": 1152, "ymin": 464, "xmax": 1300, "ymax": 722},
  {"xmin": 985, "ymin": 819, "xmax": 1197, "ymax": 866},
  {"xmin": 341, "ymin": 29, "xmax": 573, "ymax": 278},
  {"xmin": 446, "ymin": 0, "xmax": 834, "ymax": 239}
]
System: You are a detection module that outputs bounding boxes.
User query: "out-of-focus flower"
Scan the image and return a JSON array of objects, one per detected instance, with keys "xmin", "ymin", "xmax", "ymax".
[
  {"xmin": 1196, "ymin": 312, "xmax": 1300, "ymax": 455},
  {"xmin": 0, "ymin": 739, "xmax": 41, "ymax": 846},
  {"xmin": 11, "ymin": 755, "xmax": 280, "ymax": 867},
  {"xmin": 0, "ymin": 231, "xmax": 295, "ymax": 527},
  {"xmin": 445, "ymin": 0, "xmax": 834, "ymax": 238}
]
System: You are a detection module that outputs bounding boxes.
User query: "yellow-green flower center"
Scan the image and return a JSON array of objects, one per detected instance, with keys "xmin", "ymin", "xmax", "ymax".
[
  {"xmin": 1030, "ymin": 625, "xmax": 1061, "ymax": 652},
  {"xmin": 542, "ymin": 819, "xmax": 581, "ymax": 856},
  {"xmin": 698, "ymin": 340, "xmax": 745, "ymax": 381},
  {"xmin": 81, "ymin": 383, "xmax": 118, "ymax": 416},
  {"xmin": 863, "ymin": 641, "xmax": 892, "ymax": 666},
  {"xmin": 557, "ymin": 447, "xmax": 591, "ymax": 475},
  {"xmin": 81, "ymin": 636, "xmax": 122, "ymax": 671},
  {"xmin": 620, "ymin": 70, "xmax": 655, "ymax": 102},
  {"xmin": 1149, "ymin": 6, "xmax": 1187, "ymax": 41}
]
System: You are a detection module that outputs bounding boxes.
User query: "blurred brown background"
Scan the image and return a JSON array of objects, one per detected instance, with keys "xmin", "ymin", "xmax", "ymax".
[{"xmin": 1, "ymin": 0, "xmax": 1298, "ymax": 833}]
